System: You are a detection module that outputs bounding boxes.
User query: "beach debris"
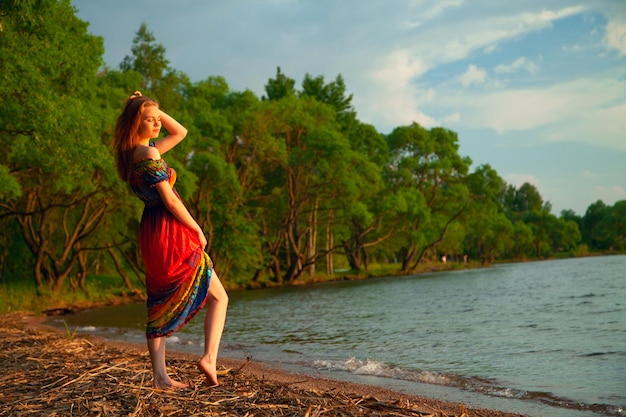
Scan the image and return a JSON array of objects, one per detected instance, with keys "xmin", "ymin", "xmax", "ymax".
[{"xmin": 0, "ymin": 313, "xmax": 524, "ymax": 417}]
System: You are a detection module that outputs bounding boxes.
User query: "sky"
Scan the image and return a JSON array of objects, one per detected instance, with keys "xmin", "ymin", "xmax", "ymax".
[{"xmin": 72, "ymin": 0, "xmax": 626, "ymax": 216}]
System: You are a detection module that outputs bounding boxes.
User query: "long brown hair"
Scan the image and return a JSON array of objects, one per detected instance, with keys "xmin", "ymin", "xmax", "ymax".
[{"xmin": 113, "ymin": 96, "xmax": 159, "ymax": 182}]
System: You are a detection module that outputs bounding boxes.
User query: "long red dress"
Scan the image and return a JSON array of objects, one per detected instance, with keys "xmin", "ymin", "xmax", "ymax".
[{"xmin": 130, "ymin": 153, "xmax": 212, "ymax": 338}]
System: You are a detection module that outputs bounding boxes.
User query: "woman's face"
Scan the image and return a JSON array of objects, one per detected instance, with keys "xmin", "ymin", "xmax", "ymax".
[{"xmin": 137, "ymin": 105, "xmax": 161, "ymax": 140}]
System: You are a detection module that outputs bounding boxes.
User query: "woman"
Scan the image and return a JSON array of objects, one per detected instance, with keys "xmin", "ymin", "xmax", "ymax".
[{"xmin": 113, "ymin": 91, "xmax": 228, "ymax": 389}]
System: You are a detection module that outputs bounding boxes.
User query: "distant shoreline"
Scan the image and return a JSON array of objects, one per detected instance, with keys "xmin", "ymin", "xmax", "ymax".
[{"xmin": 41, "ymin": 252, "xmax": 624, "ymax": 317}]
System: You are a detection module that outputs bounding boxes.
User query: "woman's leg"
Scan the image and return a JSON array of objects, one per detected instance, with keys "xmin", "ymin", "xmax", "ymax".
[
  {"xmin": 198, "ymin": 271, "xmax": 229, "ymax": 386},
  {"xmin": 147, "ymin": 336, "xmax": 188, "ymax": 389}
]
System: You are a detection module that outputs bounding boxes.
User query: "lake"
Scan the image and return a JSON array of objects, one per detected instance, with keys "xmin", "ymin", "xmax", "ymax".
[{"xmin": 52, "ymin": 255, "xmax": 626, "ymax": 417}]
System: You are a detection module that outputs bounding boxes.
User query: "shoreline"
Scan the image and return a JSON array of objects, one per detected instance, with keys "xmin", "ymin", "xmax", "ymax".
[
  {"xmin": 12, "ymin": 254, "xmax": 621, "ymax": 318},
  {"xmin": 0, "ymin": 311, "xmax": 529, "ymax": 417}
]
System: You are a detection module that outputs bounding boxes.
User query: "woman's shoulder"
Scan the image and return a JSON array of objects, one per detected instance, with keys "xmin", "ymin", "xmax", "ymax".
[{"xmin": 133, "ymin": 144, "xmax": 162, "ymax": 163}]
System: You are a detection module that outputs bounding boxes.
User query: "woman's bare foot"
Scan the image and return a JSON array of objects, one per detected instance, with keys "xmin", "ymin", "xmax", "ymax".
[
  {"xmin": 197, "ymin": 356, "xmax": 219, "ymax": 387},
  {"xmin": 153, "ymin": 376, "xmax": 189, "ymax": 390}
]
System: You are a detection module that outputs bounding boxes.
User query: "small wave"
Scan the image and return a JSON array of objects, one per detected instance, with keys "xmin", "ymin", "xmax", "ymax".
[
  {"xmin": 312, "ymin": 358, "xmax": 450, "ymax": 385},
  {"xmin": 487, "ymin": 387, "xmax": 517, "ymax": 398},
  {"xmin": 77, "ymin": 326, "xmax": 97, "ymax": 332},
  {"xmin": 311, "ymin": 357, "xmax": 625, "ymax": 416}
]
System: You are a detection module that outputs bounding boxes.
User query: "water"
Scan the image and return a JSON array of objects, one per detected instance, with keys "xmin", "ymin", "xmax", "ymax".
[{"xmin": 52, "ymin": 255, "xmax": 626, "ymax": 417}]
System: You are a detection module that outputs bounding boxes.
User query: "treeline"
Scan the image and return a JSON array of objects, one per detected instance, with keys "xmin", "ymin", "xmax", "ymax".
[{"xmin": 1, "ymin": 1, "xmax": 624, "ymax": 295}]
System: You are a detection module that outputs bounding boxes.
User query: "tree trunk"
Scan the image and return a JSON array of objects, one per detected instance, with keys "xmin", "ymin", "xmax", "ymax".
[
  {"xmin": 326, "ymin": 210, "xmax": 334, "ymax": 276},
  {"xmin": 343, "ymin": 240, "xmax": 363, "ymax": 270},
  {"xmin": 362, "ymin": 247, "xmax": 369, "ymax": 272},
  {"xmin": 120, "ymin": 246, "xmax": 145, "ymax": 286},
  {"xmin": 306, "ymin": 198, "xmax": 318, "ymax": 277},
  {"xmin": 108, "ymin": 248, "xmax": 138, "ymax": 293},
  {"xmin": 401, "ymin": 244, "xmax": 416, "ymax": 272},
  {"xmin": 73, "ymin": 250, "xmax": 89, "ymax": 295}
]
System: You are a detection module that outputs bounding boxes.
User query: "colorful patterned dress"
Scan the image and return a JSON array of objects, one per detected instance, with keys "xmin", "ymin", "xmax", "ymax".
[{"xmin": 130, "ymin": 151, "xmax": 212, "ymax": 338}]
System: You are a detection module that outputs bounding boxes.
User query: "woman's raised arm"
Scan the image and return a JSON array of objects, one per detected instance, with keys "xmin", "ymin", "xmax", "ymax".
[{"xmin": 153, "ymin": 110, "xmax": 188, "ymax": 155}]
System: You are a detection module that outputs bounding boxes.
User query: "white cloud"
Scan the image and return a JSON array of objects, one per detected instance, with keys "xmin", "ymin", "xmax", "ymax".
[
  {"xmin": 363, "ymin": 50, "xmax": 437, "ymax": 129},
  {"xmin": 505, "ymin": 173, "xmax": 542, "ymax": 188},
  {"xmin": 354, "ymin": 3, "xmax": 624, "ymax": 147},
  {"xmin": 459, "ymin": 64, "xmax": 488, "ymax": 87},
  {"xmin": 370, "ymin": 49, "xmax": 429, "ymax": 85},
  {"xmin": 418, "ymin": 0, "xmax": 464, "ymax": 20},
  {"xmin": 483, "ymin": 44, "xmax": 498, "ymax": 54},
  {"xmin": 593, "ymin": 185, "xmax": 626, "ymax": 205},
  {"xmin": 520, "ymin": 7, "xmax": 586, "ymax": 30},
  {"xmin": 494, "ymin": 57, "xmax": 540, "ymax": 74},
  {"xmin": 574, "ymin": 104, "xmax": 626, "ymax": 148},
  {"xmin": 433, "ymin": 76, "xmax": 626, "ymax": 149},
  {"xmin": 518, "ymin": 6, "xmax": 587, "ymax": 28},
  {"xmin": 442, "ymin": 112, "xmax": 461, "ymax": 124},
  {"xmin": 604, "ymin": 17, "xmax": 626, "ymax": 55},
  {"xmin": 386, "ymin": 5, "xmax": 588, "ymax": 70},
  {"xmin": 562, "ymin": 44, "xmax": 581, "ymax": 52},
  {"xmin": 71, "ymin": 0, "xmax": 626, "ymax": 219},
  {"xmin": 461, "ymin": 88, "xmax": 572, "ymax": 133},
  {"xmin": 404, "ymin": 0, "xmax": 463, "ymax": 28}
]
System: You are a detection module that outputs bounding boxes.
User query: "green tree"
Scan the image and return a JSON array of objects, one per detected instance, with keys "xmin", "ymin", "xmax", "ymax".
[
  {"xmin": 386, "ymin": 123, "xmax": 472, "ymax": 272},
  {"xmin": 183, "ymin": 78, "xmax": 263, "ymax": 283},
  {"xmin": 502, "ymin": 182, "xmax": 544, "ymax": 220},
  {"xmin": 300, "ymin": 73, "xmax": 356, "ymax": 131},
  {"xmin": 520, "ymin": 209, "xmax": 581, "ymax": 258},
  {"xmin": 507, "ymin": 222, "xmax": 535, "ymax": 259},
  {"xmin": 595, "ymin": 200, "xmax": 626, "ymax": 251},
  {"xmin": 550, "ymin": 218, "xmax": 582, "ymax": 253},
  {"xmin": 0, "ymin": 0, "xmax": 117, "ymax": 292},
  {"xmin": 463, "ymin": 164, "xmax": 514, "ymax": 264},
  {"xmin": 338, "ymin": 122, "xmax": 392, "ymax": 272},
  {"xmin": 499, "ymin": 181, "xmax": 578, "ymax": 258},
  {"xmin": 244, "ymin": 94, "xmax": 355, "ymax": 283},
  {"xmin": 296, "ymin": 74, "xmax": 382, "ymax": 273},
  {"xmin": 581, "ymin": 200, "xmax": 609, "ymax": 250},
  {"xmin": 560, "ymin": 208, "xmax": 581, "ymax": 225},
  {"xmin": 522, "ymin": 210, "xmax": 553, "ymax": 258},
  {"xmin": 467, "ymin": 212, "xmax": 514, "ymax": 264},
  {"xmin": 120, "ymin": 23, "xmax": 170, "ymax": 91},
  {"xmin": 263, "ymin": 67, "xmax": 296, "ymax": 101}
]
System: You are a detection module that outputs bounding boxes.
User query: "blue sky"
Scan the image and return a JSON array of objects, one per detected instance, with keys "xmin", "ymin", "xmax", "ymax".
[{"xmin": 72, "ymin": 0, "xmax": 626, "ymax": 216}]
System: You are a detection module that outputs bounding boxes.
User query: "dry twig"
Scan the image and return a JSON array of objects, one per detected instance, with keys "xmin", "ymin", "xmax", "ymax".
[{"xmin": 0, "ymin": 313, "xmax": 521, "ymax": 417}]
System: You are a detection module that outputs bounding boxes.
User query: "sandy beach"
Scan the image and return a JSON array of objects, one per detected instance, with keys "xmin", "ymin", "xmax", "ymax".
[{"xmin": 0, "ymin": 312, "xmax": 529, "ymax": 416}]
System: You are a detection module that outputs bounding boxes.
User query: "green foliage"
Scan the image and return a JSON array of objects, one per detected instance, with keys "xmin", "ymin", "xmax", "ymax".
[
  {"xmin": 594, "ymin": 200, "xmax": 626, "ymax": 251},
  {"xmin": 63, "ymin": 320, "xmax": 76, "ymax": 339},
  {"xmin": 385, "ymin": 123, "xmax": 472, "ymax": 272},
  {"xmin": 0, "ymin": 272, "xmax": 144, "ymax": 315},
  {"xmin": 0, "ymin": 0, "xmax": 115, "ymax": 293},
  {"xmin": 0, "ymin": 165, "xmax": 21, "ymax": 200},
  {"xmin": 2, "ymin": 9, "xmax": 622, "ymax": 309},
  {"xmin": 300, "ymin": 73, "xmax": 356, "ymax": 130},
  {"xmin": 0, "ymin": 220, "xmax": 33, "ymax": 282},
  {"xmin": 119, "ymin": 22, "xmax": 170, "ymax": 91},
  {"xmin": 264, "ymin": 67, "xmax": 296, "ymax": 100},
  {"xmin": 571, "ymin": 243, "xmax": 590, "ymax": 257}
]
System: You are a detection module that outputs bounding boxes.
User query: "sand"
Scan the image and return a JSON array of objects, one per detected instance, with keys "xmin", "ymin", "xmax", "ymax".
[{"xmin": 0, "ymin": 312, "xmax": 528, "ymax": 417}]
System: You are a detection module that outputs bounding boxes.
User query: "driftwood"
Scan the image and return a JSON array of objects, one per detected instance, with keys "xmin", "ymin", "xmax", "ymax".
[{"xmin": 0, "ymin": 313, "xmax": 507, "ymax": 417}]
